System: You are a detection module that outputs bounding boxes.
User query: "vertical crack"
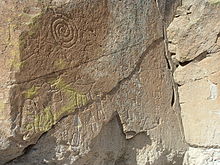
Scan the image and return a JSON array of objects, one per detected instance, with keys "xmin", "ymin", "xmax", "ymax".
[{"xmin": 171, "ymin": 87, "xmax": 175, "ymax": 107}]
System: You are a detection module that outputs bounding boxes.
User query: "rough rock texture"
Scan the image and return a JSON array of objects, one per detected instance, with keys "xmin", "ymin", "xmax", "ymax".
[
  {"xmin": 0, "ymin": 0, "xmax": 187, "ymax": 164},
  {"xmin": 183, "ymin": 147, "xmax": 220, "ymax": 165},
  {"xmin": 168, "ymin": 0, "xmax": 220, "ymax": 164}
]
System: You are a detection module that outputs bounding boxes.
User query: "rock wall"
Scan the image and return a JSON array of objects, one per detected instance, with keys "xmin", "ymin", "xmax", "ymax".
[
  {"xmin": 0, "ymin": 0, "xmax": 187, "ymax": 164},
  {"xmin": 168, "ymin": 0, "xmax": 220, "ymax": 164}
]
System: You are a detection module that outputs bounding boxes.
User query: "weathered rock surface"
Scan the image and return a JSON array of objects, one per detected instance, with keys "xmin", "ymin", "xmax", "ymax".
[
  {"xmin": 168, "ymin": 0, "xmax": 220, "ymax": 63},
  {"xmin": 0, "ymin": 0, "xmax": 186, "ymax": 164},
  {"xmin": 168, "ymin": 0, "xmax": 220, "ymax": 164},
  {"xmin": 183, "ymin": 147, "xmax": 220, "ymax": 165}
]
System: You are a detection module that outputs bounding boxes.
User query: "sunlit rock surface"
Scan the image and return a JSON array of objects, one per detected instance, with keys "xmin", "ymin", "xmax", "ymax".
[
  {"xmin": 0, "ymin": 0, "xmax": 187, "ymax": 164},
  {"xmin": 168, "ymin": 0, "xmax": 220, "ymax": 164}
]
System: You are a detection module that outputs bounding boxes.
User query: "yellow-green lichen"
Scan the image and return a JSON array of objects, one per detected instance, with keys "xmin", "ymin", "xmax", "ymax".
[
  {"xmin": 208, "ymin": 0, "xmax": 220, "ymax": 4},
  {"xmin": 25, "ymin": 106, "xmax": 54, "ymax": 132},
  {"xmin": 51, "ymin": 78, "xmax": 87, "ymax": 120},
  {"xmin": 25, "ymin": 78, "xmax": 87, "ymax": 134},
  {"xmin": 10, "ymin": 56, "xmax": 24, "ymax": 70},
  {"xmin": 54, "ymin": 59, "xmax": 68, "ymax": 70},
  {"xmin": 54, "ymin": 90, "xmax": 87, "ymax": 121},
  {"xmin": 24, "ymin": 86, "xmax": 40, "ymax": 99}
]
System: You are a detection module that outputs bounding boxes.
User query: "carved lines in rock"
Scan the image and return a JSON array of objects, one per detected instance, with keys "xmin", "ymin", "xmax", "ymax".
[{"xmin": 51, "ymin": 14, "xmax": 78, "ymax": 48}]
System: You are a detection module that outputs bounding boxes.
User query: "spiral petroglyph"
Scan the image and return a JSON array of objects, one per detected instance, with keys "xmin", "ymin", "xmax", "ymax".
[{"xmin": 51, "ymin": 15, "xmax": 78, "ymax": 48}]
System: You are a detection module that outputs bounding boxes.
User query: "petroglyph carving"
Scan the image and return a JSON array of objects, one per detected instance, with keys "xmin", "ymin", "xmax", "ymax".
[
  {"xmin": 21, "ymin": 79, "xmax": 88, "ymax": 140},
  {"xmin": 0, "ymin": 0, "xmax": 187, "ymax": 164},
  {"xmin": 51, "ymin": 14, "xmax": 78, "ymax": 48},
  {"xmin": 23, "ymin": 106, "xmax": 54, "ymax": 140}
]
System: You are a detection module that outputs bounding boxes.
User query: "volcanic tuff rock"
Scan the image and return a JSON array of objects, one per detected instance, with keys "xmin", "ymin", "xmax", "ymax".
[
  {"xmin": 0, "ymin": 0, "xmax": 186, "ymax": 164},
  {"xmin": 168, "ymin": 0, "xmax": 220, "ymax": 164}
]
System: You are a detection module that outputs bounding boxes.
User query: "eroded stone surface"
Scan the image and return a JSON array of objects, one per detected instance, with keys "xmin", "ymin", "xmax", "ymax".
[
  {"xmin": 168, "ymin": 0, "xmax": 220, "ymax": 164},
  {"xmin": 168, "ymin": 0, "xmax": 220, "ymax": 63},
  {"xmin": 0, "ymin": 0, "xmax": 186, "ymax": 164},
  {"xmin": 183, "ymin": 147, "xmax": 220, "ymax": 165}
]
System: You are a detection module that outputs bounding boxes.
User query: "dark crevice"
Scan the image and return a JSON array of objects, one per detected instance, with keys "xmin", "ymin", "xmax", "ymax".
[
  {"xmin": 165, "ymin": 52, "xmax": 171, "ymax": 69},
  {"xmin": 170, "ymin": 52, "xmax": 176, "ymax": 56},
  {"xmin": 174, "ymin": 14, "xmax": 181, "ymax": 18},
  {"xmin": 167, "ymin": 58, "xmax": 172, "ymax": 70},
  {"xmin": 162, "ymin": 21, "xmax": 173, "ymax": 72},
  {"xmin": 186, "ymin": 11, "xmax": 192, "ymax": 15},
  {"xmin": 179, "ymin": 60, "xmax": 192, "ymax": 66},
  {"xmin": 18, "ymin": 144, "xmax": 36, "ymax": 159},
  {"xmin": 177, "ymin": 83, "xmax": 182, "ymax": 87},
  {"xmin": 179, "ymin": 51, "xmax": 208, "ymax": 66},
  {"xmin": 171, "ymin": 87, "xmax": 175, "ymax": 107}
]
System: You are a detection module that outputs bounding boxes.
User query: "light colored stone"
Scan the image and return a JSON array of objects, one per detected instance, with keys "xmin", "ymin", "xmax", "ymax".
[
  {"xmin": 179, "ymin": 77, "xmax": 220, "ymax": 147},
  {"xmin": 169, "ymin": 0, "xmax": 220, "ymax": 164},
  {"xmin": 183, "ymin": 147, "xmax": 220, "ymax": 165},
  {"xmin": 168, "ymin": 0, "xmax": 220, "ymax": 62},
  {"xmin": 171, "ymin": 2, "xmax": 220, "ymax": 147}
]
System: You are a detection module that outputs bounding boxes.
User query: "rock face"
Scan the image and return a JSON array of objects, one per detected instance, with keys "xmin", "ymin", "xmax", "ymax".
[
  {"xmin": 0, "ymin": 0, "xmax": 187, "ymax": 164},
  {"xmin": 168, "ymin": 0, "xmax": 220, "ymax": 164},
  {"xmin": 2, "ymin": 0, "xmax": 220, "ymax": 164}
]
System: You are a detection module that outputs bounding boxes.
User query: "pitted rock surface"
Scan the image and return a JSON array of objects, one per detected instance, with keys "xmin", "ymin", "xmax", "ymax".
[
  {"xmin": 0, "ymin": 0, "xmax": 187, "ymax": 165},
  {"xmin": 168, "ymin": 0, "xmax": 220, "ymax": 164}
]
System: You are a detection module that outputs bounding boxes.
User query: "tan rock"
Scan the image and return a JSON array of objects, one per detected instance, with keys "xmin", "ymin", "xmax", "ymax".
[
  {"xmin": 169, "ymin": 0, "xmax": 220, "ymax": 164},
  {"xmin": 183, "ymin": 147, "xmax": 220, "ymax": 165},
  {"xmin": 179, "ymin": 77, "xmax": 220, "ymax": 146},
  {"xmin": 0, "ymin": 0, "xmax": 186, "ymax": 164},
  {"xmin": 168, "ymin": 0, "xmax": 220, "ymax": 62}
]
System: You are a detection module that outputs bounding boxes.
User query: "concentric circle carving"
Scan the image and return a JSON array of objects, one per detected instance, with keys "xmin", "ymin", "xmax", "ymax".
[{"xmin": 51, "ymin": 15, "xmax": 78, "ymax": 48}]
